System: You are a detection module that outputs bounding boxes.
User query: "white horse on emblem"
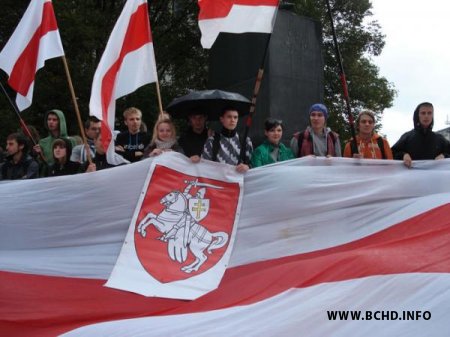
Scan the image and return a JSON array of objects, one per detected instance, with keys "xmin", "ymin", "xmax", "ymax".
[{"xmin": 137, "ymin": 183, "xmax": 229, "ymax": 273}]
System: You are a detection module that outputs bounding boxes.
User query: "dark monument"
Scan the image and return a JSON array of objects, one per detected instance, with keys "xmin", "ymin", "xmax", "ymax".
[{"xmin": 208, "ymin": 9, "xmax": 324, "ymax": 146}]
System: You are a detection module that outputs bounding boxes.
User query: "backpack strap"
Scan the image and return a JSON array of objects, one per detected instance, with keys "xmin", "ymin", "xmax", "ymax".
[
  {"xmin": 212, "ymin": 132, "xmax": 221, "ymax": 162},
  {"xmin": 297, "ymin": 131, "xmax": 306, "ymax": 157},
  {"xmin": 238, "ymin": 133, "xmax": 250, "ymax": 165},
  {"xmin": 377, "ymin": 137, "xmax": 386, "ymax": 159},
  {"xmin": 350, "ymin": 138, "xmax": 358, "ymax": 156}
]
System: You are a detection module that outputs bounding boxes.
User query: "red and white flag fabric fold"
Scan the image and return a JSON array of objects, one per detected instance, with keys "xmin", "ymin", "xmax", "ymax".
[
  {"xmin": 198, "ymin": 0, "xmax": 279, "ymax": 48},
  {"xmin": 0, "ymin": 0, "xmax": 64, "ymax": 111},
  {"xmin": 89, "ymin": 0, "xmax": 157, "ymax": 165},
  {"xmin": 1, "ymin": 155, "xmax": 450, "ymax": 336}
]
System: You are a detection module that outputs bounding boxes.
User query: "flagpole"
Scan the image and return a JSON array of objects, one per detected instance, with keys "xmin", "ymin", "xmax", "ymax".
[
  {"xmin": 61, "ymin": 56, "xmax": 93, "ymax": 164},
  {"xmin": 0, "ymin": 80, "xmax": 36, "ymax": 143},
  {"xmin": 155, "ymin": 79, "xmax": 164, "ymax": 117},
  {"xmin": 324, "ymin": 0, "xmax": 358, "ymax": 153},
  {"xmin": 0, "ymin": 79, "xmax": 50, "ymax": 163},
  {"xmin": 239, "ymin": 3, "xmax": 280, "ymax": 164}
]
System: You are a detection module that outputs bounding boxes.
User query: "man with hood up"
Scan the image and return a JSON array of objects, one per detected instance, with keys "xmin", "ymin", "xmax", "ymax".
[
  {"xmin": 33, "ymin": 109, "xmax": 73, "ymax": 166},
  {"xmin": 391, "ymin": 102, "xmax": 450, "ymax": 168}
]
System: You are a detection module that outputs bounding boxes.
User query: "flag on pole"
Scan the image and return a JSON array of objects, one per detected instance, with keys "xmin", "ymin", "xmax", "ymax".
[
  {"xmin": 0, "ymin": 0, "xmax": 64, "ymax": 111},
  {"xmin": 1, "ymin": 155, "xmax": 450, "ymax": 336},
  {"xmin": 198, "ymin": 0, "xmax": 279, "ymax": 48},
  {"xmin": 89, "ymin": 0, "xmax": 157, "ymax": 165}
]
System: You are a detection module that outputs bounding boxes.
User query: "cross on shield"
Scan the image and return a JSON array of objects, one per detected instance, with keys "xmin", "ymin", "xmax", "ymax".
[{"xmin": 189, "ymin": 198, "xmax": 210, "ymax": 222}]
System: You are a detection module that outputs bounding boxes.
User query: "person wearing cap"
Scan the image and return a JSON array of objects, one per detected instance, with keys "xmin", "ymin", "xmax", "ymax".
[
  {"xmin": 251, "ymin": 118, "xmax": 294, "ymax": 168},
  {"xmin": 178, "ymin": 109, "xmax": 211, "ymax": 163},
  {"xmin": 290, "ymin": 103, "xmax": 341, "ymax": 157},
  {"xmin": 391, "ymin": 102, "xmax": 450, "ymax": 168},
  {"xmin": 343, "ymin": 110, "xmax": 393, "ymax": 159}
]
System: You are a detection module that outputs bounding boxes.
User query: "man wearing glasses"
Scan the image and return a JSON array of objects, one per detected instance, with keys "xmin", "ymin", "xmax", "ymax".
[{"xmin": 71, "ymin": 116, "xmax": 101, "ymax": 164}]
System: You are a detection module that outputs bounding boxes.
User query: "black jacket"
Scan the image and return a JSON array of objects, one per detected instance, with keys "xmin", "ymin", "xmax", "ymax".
[
  {"xmin": 115, "ymin": 131, "xmax": 150, "ymax": 162},
  {"xmin": 392, "ymin": 105, "xmax": 450, "ymax": 160},
  {"xmin": 1, "ymin": 154, "xmax": 39, "ymax": 180},
  {"xmin": 178, "ymin": 128, "xmax": 208, "ymax": 157}
]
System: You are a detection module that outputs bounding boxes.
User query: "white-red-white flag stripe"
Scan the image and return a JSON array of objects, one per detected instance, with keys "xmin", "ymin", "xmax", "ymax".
[
  {"xmin": 198, "ymin": 0, "xmax": 279, "ymax": 48},
  {"xmin": 0, "ymin": 156, "xmax": 449, "ymax": 336},
  {"xmin": 0, "ymin": 0, "xmax": 64, "ymax": 111},
  {"xmin": 89, "ymin": 0, "xmax": 157, "ymax": 165}
]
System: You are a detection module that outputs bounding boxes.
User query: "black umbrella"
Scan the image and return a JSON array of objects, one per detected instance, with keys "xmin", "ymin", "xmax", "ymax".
[{"xmin": 166, "ymin": 89, "xmax": 251, "ymax": 120}]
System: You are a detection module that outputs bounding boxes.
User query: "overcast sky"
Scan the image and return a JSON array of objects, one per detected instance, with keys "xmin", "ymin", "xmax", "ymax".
[{"xmin": 370, "ymin": 0, "xmax": 450, "ymax": 144}]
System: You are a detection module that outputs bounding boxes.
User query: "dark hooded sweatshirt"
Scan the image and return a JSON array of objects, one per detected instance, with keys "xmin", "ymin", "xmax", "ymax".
[
  {"xmin": 47, "ymin": 138, "xmax": 81, "ymax": 177},
  {"xmin": 391, "ymin": 105, "xmax": 450, "ymax": 160}
]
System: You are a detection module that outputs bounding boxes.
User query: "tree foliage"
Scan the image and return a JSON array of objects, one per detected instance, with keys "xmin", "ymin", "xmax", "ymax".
[
  {"xmin": 292, "ymin": 0, "xmax": 396, "ymax": 139},
  {"xmin": 0, "ymin": 0, "xmax": 394, "ymax": 147}
]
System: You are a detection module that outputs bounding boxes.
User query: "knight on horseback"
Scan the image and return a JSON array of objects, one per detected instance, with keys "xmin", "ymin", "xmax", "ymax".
[{"xmin": 137, "ymin": 179, "xmax": 229, "ymax": 273}]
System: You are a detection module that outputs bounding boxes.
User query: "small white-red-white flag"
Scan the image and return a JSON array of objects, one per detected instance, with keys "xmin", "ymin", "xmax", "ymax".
[
  {"xmin": 89, "ymin": 0, "xmax": 157, "ymax": 165},
  {"xmin": 0, "ymin": 0, "xmax": 64, "ymax": 111},
  {"xmin": 198, "ymin": 0, "xmax": 279, "ymax": 49}
]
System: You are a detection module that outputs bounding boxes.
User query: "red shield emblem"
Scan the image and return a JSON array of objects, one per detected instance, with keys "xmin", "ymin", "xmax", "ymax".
[{"xmin": 134, "ymin": 164, "xmax": 240, "ymax": 283}]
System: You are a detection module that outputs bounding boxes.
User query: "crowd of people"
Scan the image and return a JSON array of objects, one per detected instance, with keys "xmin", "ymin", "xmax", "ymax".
[{"xmin": 1, "ymin": 101, "xmax": 449, "ymax": 181}]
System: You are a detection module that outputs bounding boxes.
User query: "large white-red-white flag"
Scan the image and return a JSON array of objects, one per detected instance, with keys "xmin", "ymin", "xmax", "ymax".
[
  {"xmin": 89, "ymin": 0, "xmax": 157, "ymax": 165},
  {"xmin": 198, "ymin": 0, "xmax": 279, "ymax": 48},
  {"xmin": 1, "ymin": 156, "xmax": 450, "ymax": 336},
  {"xmin": 0, "ymin": 0, "xmax": 64, "ymax": 111}
]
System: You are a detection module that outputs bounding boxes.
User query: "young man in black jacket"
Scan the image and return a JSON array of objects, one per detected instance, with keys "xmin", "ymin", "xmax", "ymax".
[
  {"xmin": 1, "ymin": 133, "xmax": 38, "ymax": 180},
  {"xmin": 392, "ymin": 102, "xmax": 450, "ymax": 168}
]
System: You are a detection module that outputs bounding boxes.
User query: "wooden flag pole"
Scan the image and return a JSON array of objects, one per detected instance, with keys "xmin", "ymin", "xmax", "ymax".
[
  {"xmin": 324, "ymin": 0, "xmax": 358, "ymax": 153},
  {"xmin": 155, "ymin": 79, "xmax": 164, "ymax": 118},
  {"xmin": 239, "ymin": 2, "xmax": 280, "ymax": 164},
  {"xmin": 61, "ymin": 56, "xmax": 93, "ymax": 164}
]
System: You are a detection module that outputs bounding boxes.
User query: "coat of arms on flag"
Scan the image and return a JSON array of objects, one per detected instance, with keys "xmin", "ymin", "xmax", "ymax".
[{"xmin": 106, "ymin": 152, "xmax": 243, "ymax": 299}]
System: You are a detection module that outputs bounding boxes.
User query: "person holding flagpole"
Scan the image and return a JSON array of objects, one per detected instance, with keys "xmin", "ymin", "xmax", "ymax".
[{"xmin": 33, "ymin": 109, "xmax": 74, "ymax": 168}]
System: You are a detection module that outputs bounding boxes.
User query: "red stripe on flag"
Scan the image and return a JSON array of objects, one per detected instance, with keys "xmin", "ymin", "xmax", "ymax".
[
  {"xmin": 198, "ymin": 0, "xmax": 279, "ymax": 20},
  {"xmin": 99, "ymin": 3, "xmax": 151, "ymax": 151},
  {"xmin": 8, "ymin": 2, "xmax": 59, "ymax": 96},
  {"xmin": 1, "ymin": 203, "xmax": 449, "ymax": 336}
]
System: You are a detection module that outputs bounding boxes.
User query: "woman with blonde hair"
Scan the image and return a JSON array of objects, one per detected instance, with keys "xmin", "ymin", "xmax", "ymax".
[{"xmin": 144, "ymin": 114, "xmax": 183, "ymax": 157}]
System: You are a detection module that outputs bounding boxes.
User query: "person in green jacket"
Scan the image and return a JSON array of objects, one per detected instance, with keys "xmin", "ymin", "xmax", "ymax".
[
  {"xmin": 251, "ymin": 118, "xmax": 294, "ymax": 168},
  {"xmin": 33, "ymin": 109, "xmax": 74, "ymax": 169}
]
